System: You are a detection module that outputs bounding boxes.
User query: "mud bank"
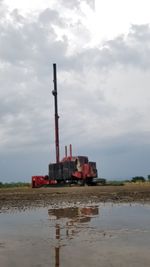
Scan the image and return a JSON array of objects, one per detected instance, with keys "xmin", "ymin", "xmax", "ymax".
[{"xmin": 0, "ymin": 184, "xmax": 150, "ymax": 212}]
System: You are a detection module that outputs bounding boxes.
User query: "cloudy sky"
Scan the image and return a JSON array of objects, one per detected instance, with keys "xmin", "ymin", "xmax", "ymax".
[{"xmin": 0, "ymin": 0, "xmax": 150, "ymax": 182}]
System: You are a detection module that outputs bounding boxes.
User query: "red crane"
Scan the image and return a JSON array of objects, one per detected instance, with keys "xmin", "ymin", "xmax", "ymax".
[{"xmin": 32, "ymin": 64, "xmax": 98, "ymax": 188}]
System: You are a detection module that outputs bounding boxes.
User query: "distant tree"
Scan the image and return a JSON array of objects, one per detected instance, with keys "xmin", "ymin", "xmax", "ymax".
[
  {"xmin": 147, "ymin": 175, "xmax": 150, "ymax": 181},
  {"xmin": 132, "ymin": 176, "xmax": 145, "ymax": 183},
  {"xmin": 124, "ymin": 180, "xmax": 131, "ymax": 183}
]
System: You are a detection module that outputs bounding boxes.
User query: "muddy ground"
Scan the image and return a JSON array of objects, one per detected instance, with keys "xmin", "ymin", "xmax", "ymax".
[{"xmin": 0, "ymin": 184, "xmax": 150, "ymax": 212}]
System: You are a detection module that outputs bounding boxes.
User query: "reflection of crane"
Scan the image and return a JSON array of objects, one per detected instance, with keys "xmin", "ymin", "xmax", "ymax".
[
  {"xmin": 48, "ymin": 206, "xmax": 99, "ymax": 267},
  {"xmin": 55, "ymin": 224, "xmax": 60, "ymax": 267}
]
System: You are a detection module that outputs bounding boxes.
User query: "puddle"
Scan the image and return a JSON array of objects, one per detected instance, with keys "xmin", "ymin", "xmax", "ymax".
[{"xmin": 0, "ymin": 203, "xmax": 150, "ymax": 266}]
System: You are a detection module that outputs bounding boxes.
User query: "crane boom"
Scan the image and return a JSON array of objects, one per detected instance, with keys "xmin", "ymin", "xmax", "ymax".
[{"xmin": 52, "ymin": 63, "xmax": 60, "ymax": 163}]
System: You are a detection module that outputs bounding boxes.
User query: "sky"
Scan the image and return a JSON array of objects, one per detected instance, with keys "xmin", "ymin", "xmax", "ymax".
[{"xmin": 0, "ymin": 0, "xmax": 150, "ymax": 182}]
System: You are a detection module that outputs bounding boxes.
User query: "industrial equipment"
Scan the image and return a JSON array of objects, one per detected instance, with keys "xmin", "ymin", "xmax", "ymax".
[{"xmin": 32, "ymin": 64, "xmax": 98, "ymax": 188}]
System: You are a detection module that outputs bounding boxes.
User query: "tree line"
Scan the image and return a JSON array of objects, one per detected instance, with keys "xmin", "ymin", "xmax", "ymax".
[
  {"xmin": 0, "ymin": 182, "xmax": 30, "ymax": 188},
  {"xmin": 131, "ymin": 175, "xmax": 150, "ymax": 183}
]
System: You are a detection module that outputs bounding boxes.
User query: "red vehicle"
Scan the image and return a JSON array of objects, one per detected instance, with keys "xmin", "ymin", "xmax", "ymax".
[
  {"xmin": 32, "ymin": 64, "xmax": 98, "ymax": 188},
  {"xmin": 32, "ymin": 176, "xmax": 57, "ymax": 188},
  {"xmin": 48, "ymin": 144, "xmax": 97, "ymax": 186}
]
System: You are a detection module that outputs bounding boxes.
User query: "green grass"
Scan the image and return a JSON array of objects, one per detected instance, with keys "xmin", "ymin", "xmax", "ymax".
[
  {"xmin": 0, "ymin": 182, "xmax": 30, "ymax": 188},
  {"xmin": 106, "ymin": 180, "xmax": 125, "ymax": 186}
]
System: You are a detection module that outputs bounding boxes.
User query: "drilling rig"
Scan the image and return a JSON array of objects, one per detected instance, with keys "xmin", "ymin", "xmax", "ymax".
[{"xmin": 32, "ymin": 64, "xmax": 98, "ymax": 188}]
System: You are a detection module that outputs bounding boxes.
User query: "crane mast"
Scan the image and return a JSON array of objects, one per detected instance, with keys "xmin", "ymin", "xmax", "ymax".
[{"xmin": 52, "ymin": 63, "xmax": 60, "ymax": 163}]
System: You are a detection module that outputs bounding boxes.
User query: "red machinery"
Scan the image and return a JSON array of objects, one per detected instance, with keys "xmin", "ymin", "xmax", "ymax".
[{"xmin": 32, "ymin": 64, "xmax": 97, "ymax": 188}]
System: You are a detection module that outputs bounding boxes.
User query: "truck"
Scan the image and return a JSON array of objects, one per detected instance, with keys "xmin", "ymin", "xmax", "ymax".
[{"xmin": 32, "ymin": 64, "xmax": 98, "ymax": 188}]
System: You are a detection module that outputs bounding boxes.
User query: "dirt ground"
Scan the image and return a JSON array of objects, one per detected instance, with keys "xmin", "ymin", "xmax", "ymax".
[{"xmin": 0, "ymin": 184, "xmax": 150, "ymax": 212}]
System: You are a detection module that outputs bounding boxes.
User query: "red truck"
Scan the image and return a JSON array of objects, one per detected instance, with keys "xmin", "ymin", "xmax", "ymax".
[{"xmin": 32, "ymin": 64, "xmax": 98, "ymax": 188}]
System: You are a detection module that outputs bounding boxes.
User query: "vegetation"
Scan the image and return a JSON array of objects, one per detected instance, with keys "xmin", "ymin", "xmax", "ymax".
[
  {"xmin": 107, "ymin": 174, "xmax": 150, "ymax": 186},
  {"xmin": 0, "ymin": 182, "xmax": 30, "ymax": 188},
  {"xmin": 106, "ymin": 180, "xmax": 124, "ymax": 186},
  {"xmin": 131, "ymin": 176, "xmax": 146, "ymax": 183}
]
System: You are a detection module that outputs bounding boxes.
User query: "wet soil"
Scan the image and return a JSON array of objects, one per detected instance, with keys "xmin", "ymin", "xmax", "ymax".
[{"xmin": 0, "ymin": 184, "xmax": 150, "ymax": 211}]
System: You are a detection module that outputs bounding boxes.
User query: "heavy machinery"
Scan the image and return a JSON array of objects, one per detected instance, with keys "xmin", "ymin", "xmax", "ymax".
[{"xmin": 32, "ymin": 64, "xmax": 98, "ymax": 188}]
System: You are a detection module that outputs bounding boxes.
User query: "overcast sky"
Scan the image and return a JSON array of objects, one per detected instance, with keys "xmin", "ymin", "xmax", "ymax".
[{"xmin": 1, "ymin": 0, "xmax": 150, "ymax": 182}]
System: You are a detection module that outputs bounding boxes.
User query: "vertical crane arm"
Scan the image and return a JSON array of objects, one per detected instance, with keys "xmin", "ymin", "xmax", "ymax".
[{"xmin": 52, "ymin": 63, "xmax": 60, "ymax": 163}]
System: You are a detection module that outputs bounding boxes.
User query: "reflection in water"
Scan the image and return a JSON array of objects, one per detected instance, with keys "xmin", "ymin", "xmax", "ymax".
[
  {"xmin": 1, "ymin": 204, "xmax": 150, "ymax": 267},
  {"xmin": 48, "ymin": 206, "xmax": 99, "ymax": 267},
  {"xmin": 55, "ymin": 224, "xmax": 60, "ymax": 267}
]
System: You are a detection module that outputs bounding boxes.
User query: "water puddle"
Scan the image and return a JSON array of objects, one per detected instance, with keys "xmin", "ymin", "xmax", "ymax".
[{"xmin": 0, "ymin": 203, "xmax": 150, "ymax": 266}]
